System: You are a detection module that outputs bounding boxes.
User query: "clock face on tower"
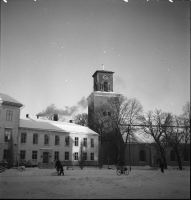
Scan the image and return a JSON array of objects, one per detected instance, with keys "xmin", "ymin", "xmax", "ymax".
[{"xmin": 103, "ymin": 75, "xmax": 108, "ymax": 80}]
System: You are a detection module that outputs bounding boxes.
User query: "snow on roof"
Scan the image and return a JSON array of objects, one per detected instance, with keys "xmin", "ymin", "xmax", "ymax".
[
  {"xmin": 0, "ymin": 93, "xmax": 23, "ymax": 107},
  {"xmin": 122, "ymin": 130, "xmax": 155, "ymax": 144},
  {"xmin": 19, "ymin": 118, "xmax": 99, "ymax": 136}
]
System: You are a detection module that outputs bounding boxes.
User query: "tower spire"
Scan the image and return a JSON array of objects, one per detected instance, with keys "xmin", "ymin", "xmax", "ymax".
[{"xmin": 102, "ymin": 64, "xmax": 104, "ymax": 70}]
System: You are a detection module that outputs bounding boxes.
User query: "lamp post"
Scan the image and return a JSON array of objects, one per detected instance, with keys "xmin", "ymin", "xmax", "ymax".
[{"xmin": 128, "ymin": 125, "xmax": 131, "ymax": 171}]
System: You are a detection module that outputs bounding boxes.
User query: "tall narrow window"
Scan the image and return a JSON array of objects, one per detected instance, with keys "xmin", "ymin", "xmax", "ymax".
[
  {"xmin": 83, "ymin": 138, "xmax": 87, "ymax": 147},
  {"xmin": 74, "ymin": 152, "xmax": 78, "ymax": 160},
  {"xmin": 33, "ymin": 133, "xmax": 38, "ymax": 144},
  {"xmin": 75, "ymin": 137, "xmax": 79, "ymax": 146},
  {"xmin": 20, "ymin": 150, "xmax": 26, "ymax": 160},
  {"xmin": 91, "ymin": 153, "xmax": 94, "ymax": 161},
  {"xmin": 6, "ymin": 110, "xmax": 13, "ymax": 121},
  {"xmin": 3, "ymin": 149, "xmax": 8, "ymax": 160},
  {"xmin": 83, "ymin": 152, "xmax": 87, "ymax": 160},
  {"xmin": 65, "ymin": 136, "xmax": 70, "ymax": 146},
  {"xmin": 32, "ymin": 151, "xmax": 37, "ymax": 160},
  {"xmin": 55, "ymin": 135, "xmax": 60, "ymax": 145},
  {"xmin": 44, "ymin": 134, "xmax": 49, "ymax": 145},
  {"xmin": 170, "ymin": 150, "xmax": 176, "ymax": 161},
  {"xmin": 91, "ymin": 138, "xmax": 94, "ymax": 148},
  {"xmin": 104, "ymin": 82, "xmax": 108, "ymax": 91},
  {"xmin": 5, "ymin": 129, "xmax": 12, "ymax": 142},
  {"xmin": 65, "ymin": 152, "xmax": 69, "ymax": 160},
  {"xmin": 21, "ymin": 132, "xmax": 27, "ymax": 143},
  {"xmin": 139, "ymin": 150, "xmax": 146, "ymax": 162},
  {"xmin": 54, "ymin": 151, "xmax": 59, "ymax": 160}
]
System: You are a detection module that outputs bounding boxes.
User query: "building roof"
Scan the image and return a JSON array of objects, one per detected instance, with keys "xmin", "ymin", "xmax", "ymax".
[
  {"xmin": 92, "ymin": 70, "xmax": 114, "ymax": 77},
  {"xmin": 0, "ymin": 93, "xmax": 23, "ymax": 107},
  {"xmin": 122, "ymin": 130, "xmax": 155, "ymax": 144},
  {"xmin": 19, "ymin": 117, "xmax": 99, "ymax": 136}
]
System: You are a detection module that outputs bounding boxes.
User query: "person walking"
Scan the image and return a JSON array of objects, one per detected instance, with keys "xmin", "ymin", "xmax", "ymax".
[
  {"xmin": 160, "ymin": 162, "xmax": 164, "ymax": 173},
  {"xmin": 55, "ymin": 159, "xmax": 61, "ymax": 174},
  {"xmin": 58, "ymin": 163, "xmax": 64, "ymax": 176}
]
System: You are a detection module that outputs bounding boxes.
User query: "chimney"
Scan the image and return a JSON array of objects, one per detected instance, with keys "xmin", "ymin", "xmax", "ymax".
[
  {"xmin": 69, "ymin": 120, "xmax": 73, "ymax": 123},
  {"xmin": 36, "ymin": 115, "xmax": 39, "ymax": 119},
  {"xmin": 26, "ymin": 114, "xmax": 29, "ymax": 118},
  {"xmin": 53, "ymin": 114, "xmax": 58, "ymax": 121}
]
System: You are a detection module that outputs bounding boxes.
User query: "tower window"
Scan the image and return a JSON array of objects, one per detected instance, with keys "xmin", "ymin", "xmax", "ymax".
[
  {"xmin": 103, "ymin": 111, "xmax": 107, "ymax": 116},
  {"xmin": 104, "ymin": 82, "xmax": 108, "ymax": 91}
]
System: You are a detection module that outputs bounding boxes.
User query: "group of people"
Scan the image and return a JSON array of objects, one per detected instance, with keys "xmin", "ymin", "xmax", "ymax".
[{"xmin": 55, "ymin": 159, "xmax": 64, "ymax": 176}]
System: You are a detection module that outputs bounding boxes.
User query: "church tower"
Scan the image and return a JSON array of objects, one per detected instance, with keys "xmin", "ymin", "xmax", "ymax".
[{"xmin": 87, "ymin": 70, "xmax": 121, "ymax": 165}]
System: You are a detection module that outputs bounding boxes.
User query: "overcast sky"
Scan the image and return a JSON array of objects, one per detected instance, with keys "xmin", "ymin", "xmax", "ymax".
[{"xmin": 1, "ymin": 0, "xmax": 190, "ymax": 119}]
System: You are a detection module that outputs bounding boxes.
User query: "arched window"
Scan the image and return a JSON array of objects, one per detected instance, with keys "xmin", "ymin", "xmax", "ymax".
[
  {"xmin": 183, "ymin": 149, "xmax": 189, "ymax": 161},
  {"xmin": 104, "ymin": 82, "xmax": 108, "ymax": 91},
  {"xmin": 139, "ymin": 150, "xmax": 146, "ymax": 162},
  {"xmin": 170, "ymin": 150, "xmax": 176, "ymax": 161}
]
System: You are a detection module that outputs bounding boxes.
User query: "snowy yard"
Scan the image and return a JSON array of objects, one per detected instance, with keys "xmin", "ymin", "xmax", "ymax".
[{"xmin": 0, "ymin": 165, "xmax": 190, "ymax": 199}]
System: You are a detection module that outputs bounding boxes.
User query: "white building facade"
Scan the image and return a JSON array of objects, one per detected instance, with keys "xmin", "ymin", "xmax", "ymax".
[{"xmin": 0, "ymin": 93, "xmax": 99, "ymax": 167}]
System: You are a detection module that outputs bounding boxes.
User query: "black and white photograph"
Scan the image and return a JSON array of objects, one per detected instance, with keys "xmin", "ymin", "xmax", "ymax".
[{"xmin": 0, "ymin": 0, "xmax": 190, "ymax": 199}]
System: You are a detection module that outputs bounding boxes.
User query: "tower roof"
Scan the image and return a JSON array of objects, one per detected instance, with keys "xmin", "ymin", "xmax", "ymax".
[{"xmin": 92, "ymin": 70, "xmax": 114, "ymax": 77}]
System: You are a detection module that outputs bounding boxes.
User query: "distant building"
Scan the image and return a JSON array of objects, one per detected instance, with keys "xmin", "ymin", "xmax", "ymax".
[{"xmin": 0, "ymin": 93, "xmax": 99, "ymax": 167}]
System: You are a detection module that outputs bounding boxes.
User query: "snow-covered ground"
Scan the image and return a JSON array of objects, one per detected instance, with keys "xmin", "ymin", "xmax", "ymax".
[{"xmin": 0, "ymin": 165, "xmax": 190, "ymax": 199}]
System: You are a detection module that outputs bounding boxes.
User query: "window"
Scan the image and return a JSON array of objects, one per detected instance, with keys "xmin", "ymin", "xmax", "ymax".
[
  {"xmin": 83, "ymin": 152, "xmax": 87, "ymax": 161},
  {"xmin": 139, "ymin": 150, "xmax": 146, "ymax": 162},
  {"xmin": 91, "ymin": 153, "xmax": 94, "ymax": 161},
  {"xmin": 54, "ymin": 151, "xmax": 59, "ymax": 160},
  {"xmin": 21, "ymin": 132, "xmax": 27, "ymax": 143},
  {"xmin": 91, "ymin": 138, "xmax": 94, "ymax": 148},
  {"xmin": 184, "ymin": 149, "xmax": 189, "ymax": 161},
  {"xmin": 104, "ymin": 82, "xmax": 108, "ymax": 91},
  {"xmin": 3, "ymin": 149, "xmax": 8, "ymax": 160},
  {"xmin": 103, "ymin": 111, "xmax": 107, "ymax": 116},
  {"xmin": 5, "ymin": 129, "xmax": 12, "ymax": 142},
  {"xmin": 170, "ymin": 150, "xmax": 176, "ymax": 161},
  {"xmin": 6, "ymin": 110, "xmax": 13, "ymax": 121},
  {"xmin": 108, "ymin": 111, "xmax": 111, "ymax": 116},
  {"xmin": 44, "ymin": 134, "xmax": 49, "ymax": 145},
  {"xmin": 75, "ymin": 137, "xmax": 79, "ymax": 146},
  {"xmin": 74, "ymin": 152, "xmax": 78, "ymax": 160},
  {"xmin": 65, "ymin": 136, "xmax": 70, "ymax": 146},
  {"xmin": 83, "ymin": 138, "xmax": 87, "ymax": 147},
  {"xmin": 32, "ymin": 151, "xmax": 37, "ymax": 160},
  {"xmin": 55, "ymin": 135, "xmax": 60, "ymax": 145},
  {"xmin": 33, "ymin": 133, "xmax": 38, "ymax": 144},
  {"xmin": 65, "ymin": 152, "xmax": 69, "ymax": 160},
  {"xmin": 20, "ymin": 150, "xmax": 26, "ymax": 159}
]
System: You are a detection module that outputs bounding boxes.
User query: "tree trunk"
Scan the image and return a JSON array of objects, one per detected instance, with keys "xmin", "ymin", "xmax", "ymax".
[{"xmin": 175, "ymin": 149, "xmax": 183, "ymax": 170}]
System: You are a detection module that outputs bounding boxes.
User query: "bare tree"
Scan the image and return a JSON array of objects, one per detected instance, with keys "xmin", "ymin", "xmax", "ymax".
[
  {"xmin": 93, "ymin": 103, "xmax": 111, "ymax": 168},
  {"xmin": 162, "ymin": 102, "xmax": 190, "ymax": 170},
  {"xmin": 140, "ymin": 110, "xmax": 169, "ymax": 169},
  {"xmin": 73, "ymin": 113, "xmax": 88, "ymax": 126},
  {"xmin": 162, "ymin": 113, "xmax": 190, "ymax": 170},
  {"xmin": 107, "ymin": 95, "xmax": 143, "ymax": 163}
]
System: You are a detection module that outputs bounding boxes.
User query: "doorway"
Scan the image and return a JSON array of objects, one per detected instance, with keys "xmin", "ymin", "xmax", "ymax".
[{"xmin": 43, "ymin": 152, "xmax": 49, "ymax": 163}]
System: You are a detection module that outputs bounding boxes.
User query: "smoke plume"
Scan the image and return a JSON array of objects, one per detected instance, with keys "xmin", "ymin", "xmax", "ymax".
[{"xmin": 37, "ymin": 96, "xmax": 88, "ymax": 117}]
